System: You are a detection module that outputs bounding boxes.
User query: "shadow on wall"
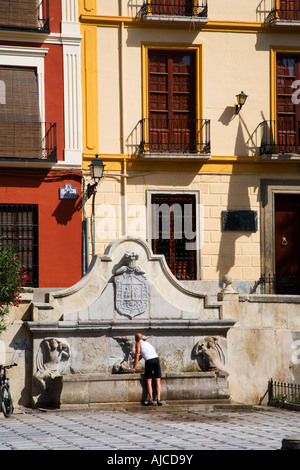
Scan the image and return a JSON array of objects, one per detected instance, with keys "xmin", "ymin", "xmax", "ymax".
[
  {"xmin": 52, "ymin": 197, "xmax": 82, "ymax": 226},
  {"xmin": 216, "ymin": 113, "xmax": 260, "ymax": 283},
  {"xmin": 10, "ymin": 324, "xmax": 32, "ymax": 408},
  {"xmin": 256, "ymin": 0, "xmax": 274, "ymax": 22},
  {"xmin": 127, "ymin": 0, "xmax": 144, "ymax": 17}
]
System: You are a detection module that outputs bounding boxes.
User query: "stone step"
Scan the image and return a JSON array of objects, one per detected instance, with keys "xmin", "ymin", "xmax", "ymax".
[{"xmin": 281, "ymin": 434, "xmax": 300, "ymax": 450}]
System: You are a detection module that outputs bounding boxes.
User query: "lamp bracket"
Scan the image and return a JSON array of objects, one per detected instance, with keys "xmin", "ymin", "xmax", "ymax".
[{"xmin": 87, "ymin": 182, "xmax": 98, "ymax": 199}]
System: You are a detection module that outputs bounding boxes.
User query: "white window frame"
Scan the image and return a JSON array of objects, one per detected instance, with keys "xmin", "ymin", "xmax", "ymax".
[{"xmin": 0, "ymin": 45, "xmax": 48, "ymax": 123}]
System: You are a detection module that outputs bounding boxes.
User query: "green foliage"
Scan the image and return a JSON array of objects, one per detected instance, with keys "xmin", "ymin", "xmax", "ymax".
[
  {"xmin": 270, "ymin": 393, "xmax": 300, "ymax": 405},
  {"xmin": 0, "ymin": 244, "xmax": 29, "ymax": 333},
  {"xmin": 269, "ymin": 394, "xmax": 287, "ymax": 405}
]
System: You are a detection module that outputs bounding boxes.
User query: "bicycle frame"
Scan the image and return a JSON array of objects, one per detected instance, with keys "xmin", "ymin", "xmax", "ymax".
[{"xmin": 0, "ymin": 363, "xmax": 17, "ymax": 417}]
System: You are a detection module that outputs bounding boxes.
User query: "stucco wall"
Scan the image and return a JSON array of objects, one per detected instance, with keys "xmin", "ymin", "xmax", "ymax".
[
  {"xmin": 95, "ymin": 3, "xmax": 295, "ymax": 159},
  {"xmin": 93, "ymin": 171, "xmax": 263, "ymax": 283},
  {"xmin": 97, "ymin": 0, "xmax": 269, "ymax": 22},
  {"xmin": 222, "ymin": 293, "xmax": 300, "ymax": 404},
  {"xmin": 97, "ymin": 25, "xmax": 275, "ymax": 158}
]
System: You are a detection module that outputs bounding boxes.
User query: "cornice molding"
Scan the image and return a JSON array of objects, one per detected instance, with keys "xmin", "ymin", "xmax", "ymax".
[
  {"xmin": 0, "ymin": 44, "xmax": 48, "ymax": 57},
  {"xmin": 79, "ymin": 14, "xmax": 300, "ymax": 34},
  {"xmin": 0, "ymin": 30, "xmax": 82, "ymax": 45}
]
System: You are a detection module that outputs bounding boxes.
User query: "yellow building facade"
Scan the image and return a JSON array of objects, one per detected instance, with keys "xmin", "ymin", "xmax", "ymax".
[{"xmin": 79, "ymin": 0, "xmax": 300, "ymax": 297}]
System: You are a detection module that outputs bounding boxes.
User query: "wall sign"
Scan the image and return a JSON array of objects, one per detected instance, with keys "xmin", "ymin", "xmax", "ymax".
[
  {"xmin": 222, "ymin": 210, "xmax": 258, "ymax": 231},
  {"xmin": 59, "ymin": 183, "xmax": 78, "ymax": 200}
]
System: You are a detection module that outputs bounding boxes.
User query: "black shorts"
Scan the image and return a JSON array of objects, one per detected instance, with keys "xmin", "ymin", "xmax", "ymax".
[{"xmin": 144, "ymin": 357, "xmax": 161, "ymax": 379}]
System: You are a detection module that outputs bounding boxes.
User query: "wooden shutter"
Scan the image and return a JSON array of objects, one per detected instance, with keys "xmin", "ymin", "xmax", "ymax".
[
  {"xmin": 151, "ymin": 0, "xmax": 194, "ymax": 16},
  {"xmin": 0, "ymin": 0, "xmax": 38, "ymax": 30},
  {"xmin": 148, "ymin": 50, "xmax": 196, "ymax": 153},
  {"xmin": 0, "ymin": 66, "xmax": 41, "ymax": 159},
  {"xmin": 276, "ymin": 54, "xmax": 300, "ymax": 153},
  {"xmin": 151, "ymin": 193, "xmax": 197, "ymax": 280},
  {"xmin": 280, "ymin": 0, "xmax": 300, "ymax": 20}
]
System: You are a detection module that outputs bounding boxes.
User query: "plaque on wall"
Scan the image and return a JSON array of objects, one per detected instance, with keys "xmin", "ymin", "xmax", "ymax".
[
  {"xmin": 222, "ymin": 210, "xmax": 257, "ymax": 231},
  {"xmin": 59, "ymin": 183, "xmax": 78, "ymax": 200}
]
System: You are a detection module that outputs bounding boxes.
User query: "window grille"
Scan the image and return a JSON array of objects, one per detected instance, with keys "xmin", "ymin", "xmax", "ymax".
[
  {"xmin": 0, "ymin": 204, "xmax": 38, "ymax": 287},
  {"xmin": 151, "ymin": 194, "xmax": 197, "ymax": 280}
]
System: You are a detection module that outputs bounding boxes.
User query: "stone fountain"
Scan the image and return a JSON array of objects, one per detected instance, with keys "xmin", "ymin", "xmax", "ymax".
[{"xmin": 26, "ymin": 236, "xmax": 235, "ymax": 408}]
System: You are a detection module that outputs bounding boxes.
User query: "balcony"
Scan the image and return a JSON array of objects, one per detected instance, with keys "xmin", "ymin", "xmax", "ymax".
[
  {"xmin": 259, "ymin": 120, "xmax": 300, "ymax": 158},
  {"xmin": 0, "ymin": 121, "xmax": 57, "ymax": 162},
  {"xmin": 0, "ymin": 0, "xmax": 50, "ymax": 33},
  {"xmin": 265, "ymin": 4, "xmax": 300, "ymax": 26},
  {"xmin": 139, "ymin": 117, "xmax": 211, "ymax": 159},
  {"xmin": 140, "ymin": 0, "xmax": 208, "ymax": 24}
]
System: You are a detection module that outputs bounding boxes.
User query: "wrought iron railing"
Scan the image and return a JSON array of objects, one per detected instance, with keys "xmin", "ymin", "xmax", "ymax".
[
  {"xmin": 259, "ymin": 120, "xmax": 300, "ymax": 155},
  {"xmin": 266, "ymin": 5, "xmax": 300, "ymax": 23},
  {"xmin": 267, "ymin": 379, "xmax": 300, "ymax": 407},
  {"xmin": 0, "ymin": 0, "xmax": 50, "ymax": 33},
  {"xmin": 37, "ymin": 0, "xmax": 50, "ymax": 32},
  {"xmin": 257, "ymin": 274, "xmax": 300, "ymax": 295},
  {"xmin": 140, "ymin": 117, "xmax": 210, "ymax": 155},
  {"xmin": 0, "ymin": 121, "xmax": 56, "ymax": 161},
  {"xmin": 42, "ymin": 122, "xmax": 57, "ymax": 160},
  {"xmin": 141, "ymin": 0, "xmax": 208, "ymax": 18}
]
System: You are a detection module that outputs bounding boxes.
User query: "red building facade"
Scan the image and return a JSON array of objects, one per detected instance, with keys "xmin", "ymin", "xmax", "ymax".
[{"xmin": 0, "ymin": 0, "xmax": 83, "ymax": 288}]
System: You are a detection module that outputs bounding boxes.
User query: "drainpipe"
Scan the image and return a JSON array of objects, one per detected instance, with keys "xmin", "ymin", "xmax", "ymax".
[
  {"xmin": 122, "ymin": 159, "xmax": 127, "ymax": 236},
  {"xmin": 119, "ymin": 0, "xmax": 127, "ymax": 236},
  {"xmin": 92, "ymin": 191, "xmax": 96, "ymax": 256},
  {"xmin": 82, "ymin": 177, "xmax": 90, "ymax": 275},
  {"xmin": 119, "ymin": 0, "xmax": 125, "ymax": 155}
]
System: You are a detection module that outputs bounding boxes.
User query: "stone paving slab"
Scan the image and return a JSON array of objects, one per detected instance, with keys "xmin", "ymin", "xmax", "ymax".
[{"xmin": 0, "ymin": 404, "xmax": 299, "ymax": 456}]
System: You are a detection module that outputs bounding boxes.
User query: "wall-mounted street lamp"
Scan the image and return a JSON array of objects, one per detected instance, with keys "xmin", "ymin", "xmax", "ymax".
[
  {"xmin": 87, "ymin": 154, "xmax": 105, "ymax": 199},
  {"xmin": 235, "ymin": 91, "xmax": 248, "ymax": 114},
  {"xmin": 85, "ymin": 154, "xmax": 106, "ymax": 261}
]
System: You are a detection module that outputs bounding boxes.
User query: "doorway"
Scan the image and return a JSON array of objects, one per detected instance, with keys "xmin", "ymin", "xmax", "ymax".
[{"xmin": 275, "ymin": 193, "xmax": 300, "ymax": 293}]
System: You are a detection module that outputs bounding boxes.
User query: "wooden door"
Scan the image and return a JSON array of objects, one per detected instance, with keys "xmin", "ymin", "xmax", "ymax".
[
  {"xmin": 151, "ymin": 0, "xmax": 194, "ymax": 16},
  {"xmin": 276, "ymin": 54, "xmax": 300, "ymax": 153},
  {"xmin": 148, "ymin": 50, "xmax": 196, "ymax": 153},
  {"xmin": 280, "ymin": 0, "xmax": 300, "ymax": 20},
  {"xmin": 275, "ymin": 194, "xmax": 300, "ymax": 293}
]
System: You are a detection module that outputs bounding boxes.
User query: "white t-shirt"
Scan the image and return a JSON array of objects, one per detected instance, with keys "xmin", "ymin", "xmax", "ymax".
[{"xmin": 139, "ymin": 340, "xmax": 158, "ymax": 361}]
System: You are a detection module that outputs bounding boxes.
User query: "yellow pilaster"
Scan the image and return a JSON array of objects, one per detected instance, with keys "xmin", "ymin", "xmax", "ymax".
[{"xmin": 79, "ymin": 0, "xmax": 99, "ymax": 168}]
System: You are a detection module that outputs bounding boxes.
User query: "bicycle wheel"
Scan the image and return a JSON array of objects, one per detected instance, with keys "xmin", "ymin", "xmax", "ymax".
[{"xmin": 1, "ymin": 384, "xmax": 13, "ymax": 417}]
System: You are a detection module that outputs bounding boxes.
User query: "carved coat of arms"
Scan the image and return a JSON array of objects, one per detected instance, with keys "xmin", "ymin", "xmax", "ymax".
[{"xmin": 114, "ymin": 251, "xmax": 148, "ymax": 319}]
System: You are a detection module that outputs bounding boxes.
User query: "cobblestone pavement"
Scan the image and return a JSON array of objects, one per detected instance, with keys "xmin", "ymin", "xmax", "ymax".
[{"xmin": 0, "ymin": 405, "xmax": 299, "ymax": 453}]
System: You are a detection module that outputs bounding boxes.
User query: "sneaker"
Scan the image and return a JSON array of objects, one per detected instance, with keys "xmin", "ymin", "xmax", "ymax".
[
  {"xmin": 157, "ymin": 400, "xmax": 163, "ymax": 406},
  {"xmin": 145, "ymin": 400, "xmax": 154, "ymax": 406}
]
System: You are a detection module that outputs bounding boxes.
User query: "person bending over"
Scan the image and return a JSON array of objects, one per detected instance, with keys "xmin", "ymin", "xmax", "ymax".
[{"xmin": 131, "ymin": 332, "xmax": 162, "ymax": 406}]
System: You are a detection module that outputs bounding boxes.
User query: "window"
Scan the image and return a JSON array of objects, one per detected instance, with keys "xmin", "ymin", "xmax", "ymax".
[
  {"xmin": 148, "ymin": 50, "xmax": 197, "ymax": 153},
  {"xmin": 0, "ymin": 66, "xmax": 42, "ymax": 159},
  {"xmin": 141, "ymin": 44, "xmax": 209, "ymax": 156},
  {"xmin": 151, "ymin": 0, "xmax": 195, "ymax": 16},
  {"xmin": 0, "ymin": 204, "xmax": 39, "ymax": 287},
  {"xmin": 276, "ymin": 54, "xmax": 300, "ymax": 152},
  {"xmin": 141, "ymin": 1, "xmax": 208, "ymax": 19},
  {"xmin": 279, "ymin": 0, "xmax": 300, "ymax": 21},
  {"xmin": 0, "ymin": 0, "xmax": 50, "ymax": 31},
  {"xmin": 151, "ymin": 193, "xmax": 197, "ymax": 280}
]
